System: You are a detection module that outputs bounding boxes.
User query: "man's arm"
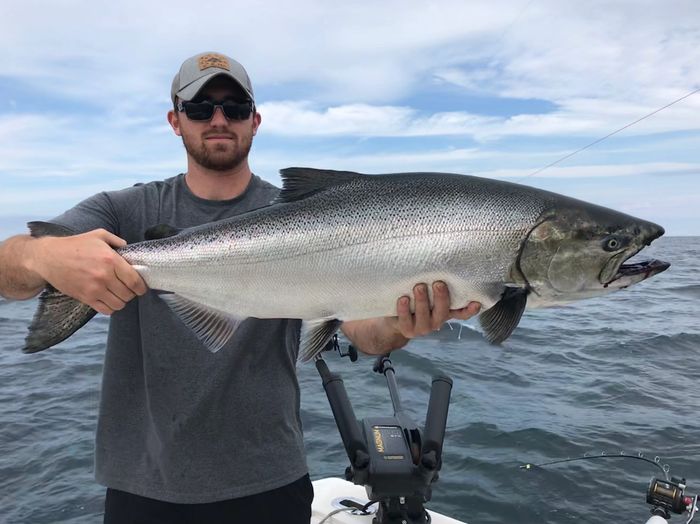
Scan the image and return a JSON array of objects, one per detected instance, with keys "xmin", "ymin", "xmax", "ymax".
[
  {"xmin": 0, "ymin": 235, "xmax": 49, "ymax": 299},
  {"xmin": 0, "ymin": 230, "xmax": 147, "ymax": 314},
  {"xmin": 341, "ymin": 281, "xmax": 481, "ymax": 355}
]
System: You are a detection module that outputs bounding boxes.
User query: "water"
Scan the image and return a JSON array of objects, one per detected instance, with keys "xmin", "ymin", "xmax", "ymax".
[{"xmin": 1, "ymin": 237, "xmax": 698, "ymax": 523}]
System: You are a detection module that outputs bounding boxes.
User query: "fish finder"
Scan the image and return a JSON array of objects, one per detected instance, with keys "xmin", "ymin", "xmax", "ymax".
[{"xmin": 316, "ymin": 345, "xmax": 452, "ymax": 524}]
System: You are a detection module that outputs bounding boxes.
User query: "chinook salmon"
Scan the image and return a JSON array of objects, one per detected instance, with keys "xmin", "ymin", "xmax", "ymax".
[{"xmin": 23, "ymin": 168, "xmax": 669, "ymax": 358}]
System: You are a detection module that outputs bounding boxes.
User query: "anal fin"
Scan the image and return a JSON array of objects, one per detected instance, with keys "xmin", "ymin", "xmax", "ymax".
[
  {"xmin": 478, "ymin": 287, "xmax": 528, "ymax": 344},
  {"xmin": 160, "ymin": 294, "xmax": 246, "ymax": 353}
]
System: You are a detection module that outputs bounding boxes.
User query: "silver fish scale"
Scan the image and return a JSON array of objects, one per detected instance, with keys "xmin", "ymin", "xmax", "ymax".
[
  {"xmin": 123, "ymin": 174, "xmax": 548, "ymax": 266},
  {"xmin": 120, "ymin": 173, "xmax": 550, "ymax": 320}
]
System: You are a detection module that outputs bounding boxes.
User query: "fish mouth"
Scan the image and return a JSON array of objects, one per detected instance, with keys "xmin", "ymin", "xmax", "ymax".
[
  {"xmin": 600, "ymin": 221, "xmax": 667, "ymax": 285},
  {"xmin": 605, "ymin": 258, "xmax": 670, "ymax": 287}
]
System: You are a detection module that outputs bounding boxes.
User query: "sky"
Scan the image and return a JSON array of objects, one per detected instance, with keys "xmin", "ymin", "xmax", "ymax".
[{"xmin": 0, "ymin": 0, "xmax": 698, "ymax": 238}]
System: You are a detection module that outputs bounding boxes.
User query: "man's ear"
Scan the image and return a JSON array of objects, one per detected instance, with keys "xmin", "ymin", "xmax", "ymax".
[
  {"xmin": 167, "ymin": 108, "xmax": 182, "ymax": 137},
  {"xmin": 252, "ymin": 111, "xmax": 261, "ymax": 136}
]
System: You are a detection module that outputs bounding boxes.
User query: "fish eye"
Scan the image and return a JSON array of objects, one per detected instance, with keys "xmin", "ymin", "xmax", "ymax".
[{"xmin": 602, "ymin": 236, "xmax": 624, "ymax": 252}]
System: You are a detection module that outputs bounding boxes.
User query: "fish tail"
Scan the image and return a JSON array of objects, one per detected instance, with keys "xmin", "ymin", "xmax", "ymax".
[
  {"xmin": 22, "ymin": 220, "xmax": 96, "ymax": 353},
  {"xmin": 23, "ymin": 286, "xmax": 97, "ymax": 353}
]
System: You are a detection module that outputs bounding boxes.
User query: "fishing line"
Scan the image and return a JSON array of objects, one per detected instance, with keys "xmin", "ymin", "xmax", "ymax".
[
  {"xmin": 493, "ymin": 0, "xmax": 536, "ymax": 54},
  {"xmin": 518, "ymin": 87, "xmax": 700, "ymax": 181},
  {"xmin": 448, "ymin": 0, "xmax": 534, "ymax": 83},
  {"xmin": 521, "ymin": 451, "xmax": 671, "ymax": 480}
]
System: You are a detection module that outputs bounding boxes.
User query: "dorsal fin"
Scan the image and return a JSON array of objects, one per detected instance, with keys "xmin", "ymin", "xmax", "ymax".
[
  {"xmin": 277, "ymin": 167, "xmax": 366, "ymax": 203},
  {"xmin": 27, "ymin": 221, "xmax": 76, "ymax": 238}
]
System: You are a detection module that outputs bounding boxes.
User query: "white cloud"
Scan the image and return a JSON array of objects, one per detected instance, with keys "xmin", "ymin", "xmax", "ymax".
[
  {"xmin": 258, "ymin": 101, "xmax": 497, "ymax": 137},
  {"xmin": 258, "ymin": 96, "xmax": 700, "ymax": 140},
  {"xmin": 1, "ymin": 0, "xmax": 696, "ymax": 106},
  {"xmin": 0, "ymin": 113, "xmax": 182, "ymax": 180},
  {"xmin": 250, "ymin": 147, "xmax": 491, "ymax": 179},
  {"xmin": 1, "ymin": 0, "xmax": 699, "ymax": 235},
  {"xmin": 1, "ymin": 0, "xmax": 698, "ymax": 145}
]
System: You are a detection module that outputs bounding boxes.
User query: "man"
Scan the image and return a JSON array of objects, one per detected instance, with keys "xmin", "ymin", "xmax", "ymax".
[{"xmin": 0, "ymin": 52, "xmax": 481, "ymax": 523}]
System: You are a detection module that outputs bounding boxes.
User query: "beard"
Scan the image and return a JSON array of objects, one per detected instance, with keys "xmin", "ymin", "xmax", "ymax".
[{"xmin": 181, "ymin": 131, "xmax": 253, "ymax": 172}]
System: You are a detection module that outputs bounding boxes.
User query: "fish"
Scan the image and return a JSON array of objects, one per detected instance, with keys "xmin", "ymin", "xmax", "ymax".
[{"xmin": 23, "ymin": 168, "xmax": 670, "ymax": 359}]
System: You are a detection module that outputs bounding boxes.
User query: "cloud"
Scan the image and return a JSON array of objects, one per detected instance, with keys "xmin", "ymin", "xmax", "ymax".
[
  {"xmin": 258, "ymin": 101, "xmax": 497, "ymax": 137},
  {"xmin": 2, "ymin": 0, "xmax": 697, "ymax": 106},
  {"xmin": 1, "ymin": 0, "xmax": 698, "ymax": 235},
  {"xmin": 2, "ymin": 0, "xmax": 698, "ymax": 146},
  {"xmin": 250, "ymin": 147, "xmax": 491, "ymax": 179},
  {"xmin": 258, "ymin": 96, "xmax": 700, "ymax": 140},
  {"xmin": 0, "ymin": 113, "xmax": 182, "ymax": 180}
]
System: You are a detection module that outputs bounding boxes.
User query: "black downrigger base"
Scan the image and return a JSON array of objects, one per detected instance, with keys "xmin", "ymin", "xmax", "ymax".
[{"xmin": 317, "ymin": 341, "xmax": 452, "ymax": 524}]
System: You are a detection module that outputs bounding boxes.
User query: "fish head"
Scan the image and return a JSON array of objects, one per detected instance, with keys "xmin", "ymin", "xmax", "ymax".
[{"xmin": 516, "ymin": 201, "xmax": 669, "ymax": 307}]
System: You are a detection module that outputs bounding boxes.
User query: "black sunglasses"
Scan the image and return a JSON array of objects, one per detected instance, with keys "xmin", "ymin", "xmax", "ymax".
[{"xmin": 177, "ymin": 99, "xmax": 254, "ymax": 121}]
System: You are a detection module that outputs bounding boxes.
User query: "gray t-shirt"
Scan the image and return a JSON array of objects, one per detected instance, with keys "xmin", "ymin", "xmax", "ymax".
[{"xmin": 51, "ymin": 173, "xmax": 307, "ymax": 503}]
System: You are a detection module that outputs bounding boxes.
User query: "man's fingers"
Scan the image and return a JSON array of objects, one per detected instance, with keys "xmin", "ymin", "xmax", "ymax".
[
  {"xmin": 97, "ymin": 289, "xmax": 129, "ymax": 312},
  {"xmin": 431, "ymin": 281, "xmax": 450, "ymax": 329},
  {"xmin": 114, "ymin": 256, "xmax": 148, "ymax": 296},
  {"xmin": 94, "ymin": 229, "xmax": 127, "ymax": 249},
  {"xmin": 92, "ymin": 300, "xmax": 115, "ymax": 316},
  {"xmin": 394, "ymin": 282, "xmax": 482, "ymax": 341},
  {"xmin": 412, "ymin": 283, "xmax": 431, "ymax": 335},
  {"xmin": 108, "ymin": 275, "xmax": 137, "ymax": 303},
  {"xmin": 396, "ymin": 296, "xmax": 414, "ymax": 337},
  {"xmin": 450, "ymin": 301, "xmax": 482, "ymax": 320}
]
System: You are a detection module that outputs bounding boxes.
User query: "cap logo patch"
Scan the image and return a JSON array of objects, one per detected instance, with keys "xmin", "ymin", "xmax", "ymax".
[{"xmin": 198, "ymin": 53, "xmax": 230, "ymax": 71}]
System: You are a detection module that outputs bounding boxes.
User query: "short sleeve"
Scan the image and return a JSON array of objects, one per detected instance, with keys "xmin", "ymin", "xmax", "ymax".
[{"xmin": 50, "ymin": 192, "xmax": 121, "ymax": 236}]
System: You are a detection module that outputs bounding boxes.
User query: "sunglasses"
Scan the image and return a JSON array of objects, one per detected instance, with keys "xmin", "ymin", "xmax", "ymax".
[{"xmin": 177, "ymin": 99, "xmax": 254, "ymax": 121}]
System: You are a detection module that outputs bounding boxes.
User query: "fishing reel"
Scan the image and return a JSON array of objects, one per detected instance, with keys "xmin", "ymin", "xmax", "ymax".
[
  {"xmin": 316, "ymin": 351, "xmax": 452, "ymax": 524},
  {"xmin": 647, "ymin": 477, "xmax": 698, "ymax": 522},
  {"xmin": 323, "ymin": 333, "xmax": 359, "ymax": 361}
]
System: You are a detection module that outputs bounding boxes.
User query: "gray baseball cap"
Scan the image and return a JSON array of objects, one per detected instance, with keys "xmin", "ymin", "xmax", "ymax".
[{"xmin": 171, "ymin": 52, "xmax": 254, "ymax": 103}]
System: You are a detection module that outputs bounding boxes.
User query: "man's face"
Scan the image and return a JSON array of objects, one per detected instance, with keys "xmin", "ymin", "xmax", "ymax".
[{"xmin": 168, "ymin": 77, "xmax": 260, "ymax": 172}]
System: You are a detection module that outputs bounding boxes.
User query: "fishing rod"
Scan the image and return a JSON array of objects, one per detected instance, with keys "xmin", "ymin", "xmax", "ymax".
[
  {"xmin": 522, "ymin": 452, "xmax": 698, "ymax": 523},
  {"xmin": 521, "ymin": 450, "xmax": 672, "ymax": 478}
]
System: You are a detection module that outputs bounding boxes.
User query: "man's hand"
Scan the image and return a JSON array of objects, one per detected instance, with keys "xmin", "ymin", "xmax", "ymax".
[
  {"xmin": 27, "ymin": 229, "xmax": 148, "ymax": 315},
  {"xmin": 395, "ymin": 281, "xmax": 481, "ymax": 338},
  {"xmin": 341, "ymin": 281, "xmax": 481, "ymax": 355}
]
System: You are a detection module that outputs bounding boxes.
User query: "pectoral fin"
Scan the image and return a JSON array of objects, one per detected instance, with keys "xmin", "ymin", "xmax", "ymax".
[
  {"xmin": 299, "ymin": 318, "xmax": 343, "ymax": 362},
  {"xmin": 478, "ymin": 287, "xmax": 528, "ymax": 344},
  {"xmin": 160, "ymin": 294, "xmax": 246, "ymax": 353}
]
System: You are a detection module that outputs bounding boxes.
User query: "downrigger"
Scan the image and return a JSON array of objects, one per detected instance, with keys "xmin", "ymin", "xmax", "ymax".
[{"xmin": 316, "ymin": 335, "xmax": 452, "ymax": 524}]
